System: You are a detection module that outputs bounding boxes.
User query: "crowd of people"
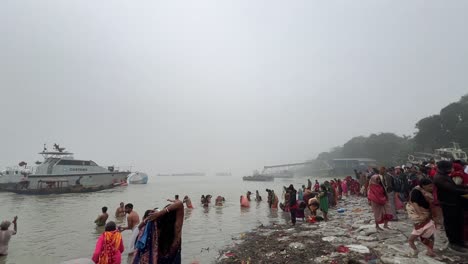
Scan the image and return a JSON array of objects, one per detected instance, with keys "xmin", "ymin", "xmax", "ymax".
[
  {"xmin": 100, "ymin": 159, "xmax": 464, "ymax": 263},
  {"xmin": 250, "ymin": 160, "xmax": 468, "ymax": 258},
  {"xmin": 92, "ymin": 198, "xmax": 185, "ymax": 264},
  {"xmin": 1, "ymin": 159, "xmax": 467, "ymax": 263}
]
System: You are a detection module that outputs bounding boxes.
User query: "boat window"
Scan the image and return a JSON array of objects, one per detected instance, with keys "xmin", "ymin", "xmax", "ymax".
[{"xmin": 57, "ymin": 160, "xmax": 93, "ymax": 166}]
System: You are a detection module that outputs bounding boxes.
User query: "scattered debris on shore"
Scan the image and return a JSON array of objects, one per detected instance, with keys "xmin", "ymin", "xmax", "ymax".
[{"xmin": 217, "ymin": 197, "xmax": 467, "ymax": 264}]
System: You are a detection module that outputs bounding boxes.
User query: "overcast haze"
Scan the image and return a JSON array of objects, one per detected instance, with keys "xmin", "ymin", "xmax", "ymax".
[{"xmin": 1, "ymin": 1, "xmax": 467, "ymax": 175}]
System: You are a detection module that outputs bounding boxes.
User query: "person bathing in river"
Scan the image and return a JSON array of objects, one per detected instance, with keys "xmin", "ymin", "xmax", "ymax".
[
  {"xmin": 240, "ymin": 194, "xmax": 250, "ymax": 208},
  {"xmin": 255, "ymin": 190, "xmax": 262, "ymax": 202},
  {"xmin": 246, "ymin": 191, "xmax": 252, "ymax": 202},
  {"xmin": 92, "ymin": 221, "xmax": 124, "ymax": 264},
  {"xmin": 266, "ymin": 189, "xmax": 278, "ymax": 209},
  {"xmin": 115, "ymin": 202, "xmax": 126, "ymax": 218},
  {"xmin": 119, "ymin": 203, "xmax": 140, "ymax": 255},
  {"xmin": 367, "ymin": 175, "xmax": 392, "ymax": 230},
  {"xmin": 215, "ymin": 196, "xmax": 225, "ymax": 206},
  {"xmin": 167, "ymin": 195, "xmax": 180, "ymax": 203},
  {"xmin": 201, "ymin": 195, "xmax": 212, "ymax": 207},
  {"xmin": 406, "ymin": 178, "xmax": 437, "ymax": 257},
  {"xmin": 183, "ymin": 196, "xmax": 193, "ymax": 209},
  {"xmin": 206, "ymin": 195, "xmax": 212, "ymax": 204},
  {"xmin": 0, "ymin": 216, "xmax": 17, "ymax": 256},
  {"xmin": 200, "ymin": 195, "xmax": 205, "ymax": 204},
  {"xmin": 95, "ymin": 206, "xmax": 109, "ymax": 227},
  {"xmin": 137, "ymin": 201, "xmax": 184, "ymax": 264}
]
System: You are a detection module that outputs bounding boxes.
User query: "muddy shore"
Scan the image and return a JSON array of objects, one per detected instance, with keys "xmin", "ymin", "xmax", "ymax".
[{"xmin": 217, "ymin": 196, "xmax": 467, "ymax": 264}]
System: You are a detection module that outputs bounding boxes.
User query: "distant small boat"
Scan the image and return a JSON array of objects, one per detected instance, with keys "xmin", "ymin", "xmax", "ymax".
[
  {"xmin": 242, "ymin": 175, "xmax": 274, "ymax": 182},
  {"xmin": 215, "ymin": 172, "xmax": 232, "ymax": 176},
  {"xmin": 127, "ymin": 172, "xmax": 148, "ymax": 184},
  {"xmin": 171, "ymin": 172, "xmax": 205, "ymax": 176}
]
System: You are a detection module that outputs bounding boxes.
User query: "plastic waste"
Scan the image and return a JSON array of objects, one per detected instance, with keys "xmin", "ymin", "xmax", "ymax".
[
  {"xmin": 346, "ymin": 244, "xmax": 370, "ymax": 254},
  {"xmin": 225, "ymin": 252, "xmax": 235, "ymax": 257},
  {"xmin": 336, "ymin": 245, "xmax": 350, "ymax": 253},
  {"xmin": 337, "ymin": 208, "xmax": 345, "ymax": 213}
]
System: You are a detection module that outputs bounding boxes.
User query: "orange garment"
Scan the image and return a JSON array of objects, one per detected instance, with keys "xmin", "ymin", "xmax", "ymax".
[{"xmin": 92, "ymin": 231, "xmax": 124, "ymax": 264}]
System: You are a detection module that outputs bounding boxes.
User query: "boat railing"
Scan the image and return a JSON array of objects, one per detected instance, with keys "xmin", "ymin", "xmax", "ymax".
[
  {"xmin": 106, "ymin": 165, "xmax": 132, "ymax": 172},
  {"xmin": 1, "ymin": 166, "xmax": 37, "ymax": 175}
]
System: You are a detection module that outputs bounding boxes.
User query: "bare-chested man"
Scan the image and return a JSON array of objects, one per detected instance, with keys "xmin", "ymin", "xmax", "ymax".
[
  {"xmin": 115, "ymin": 202, "xmax": 125, "ymax": 218},
  {"xmin": 119, "ymin": 203, "xmax": 140, "ymax": 255},
  {"xmin": 167, "ymin": 194, "xmax": 180, "ymax": 203},
  {"xmin": 94, "ymin": 206, "xmax": 109, "ymax": 226}
]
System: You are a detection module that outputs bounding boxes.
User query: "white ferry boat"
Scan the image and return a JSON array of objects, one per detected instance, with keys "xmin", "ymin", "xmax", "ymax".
[{"xmin": 0, "ymin": 144, "xmax": 130, "ymax": 192}]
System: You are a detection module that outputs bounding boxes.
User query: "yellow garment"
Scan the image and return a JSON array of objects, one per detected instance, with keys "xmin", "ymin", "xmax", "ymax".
[{"xmin": 98, "ymin": 231, "xmax": 122, "ymax": 264}]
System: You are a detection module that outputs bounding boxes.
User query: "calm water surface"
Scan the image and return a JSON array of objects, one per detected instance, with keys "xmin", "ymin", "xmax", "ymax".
[{"xmin": 0, "ymin": 175, "xmax": 326, "ymax": 264}]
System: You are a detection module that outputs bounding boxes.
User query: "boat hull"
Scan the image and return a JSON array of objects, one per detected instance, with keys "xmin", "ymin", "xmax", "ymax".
[
  {"xmin": 0, "ymin": 171, "xmax": 129, "ymax": 191},
  {"xmin": 7, "ymin": 184, "xmax": 116, "ymax": 195},
  {"xmin": 242, "ymin": 176, "xmax": 274, "ymax": 182}
]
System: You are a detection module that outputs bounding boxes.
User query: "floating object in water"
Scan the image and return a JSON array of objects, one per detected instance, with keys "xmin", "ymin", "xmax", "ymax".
[{"xmin": 127, "ymin": 172, "xmax": 148, "ymax": 184}]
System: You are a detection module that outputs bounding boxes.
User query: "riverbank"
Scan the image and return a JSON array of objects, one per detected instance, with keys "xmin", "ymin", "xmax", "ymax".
[{"xmin": 217, "ymin": 196, "xmax": 467, "ymax": 264}]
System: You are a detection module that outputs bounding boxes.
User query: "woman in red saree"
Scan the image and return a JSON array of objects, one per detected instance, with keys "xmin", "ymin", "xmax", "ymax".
[
  {"xmin": 367, "ymin": 175, "xmax": 392, "ymax": 230},
  {"xmin": 92, "ymin": 221, "xmax": 124, "ymax": 264}
]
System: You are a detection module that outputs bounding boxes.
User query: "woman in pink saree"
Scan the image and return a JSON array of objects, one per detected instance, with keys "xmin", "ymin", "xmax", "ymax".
[
  {"xmin": 92, "ymin": 221, "xmax": 124, "ymax": 264},
  {"xmin": 367, "ymin": 175, "xmax": 393, "ymax": 230}
]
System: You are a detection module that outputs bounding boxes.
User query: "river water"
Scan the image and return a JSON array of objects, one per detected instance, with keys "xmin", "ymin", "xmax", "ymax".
[{"xmin": 0, "ymin": 175, "xmax": 324, "ymax": 264}]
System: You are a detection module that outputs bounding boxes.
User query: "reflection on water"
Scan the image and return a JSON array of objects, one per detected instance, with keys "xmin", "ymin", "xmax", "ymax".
[{"xmin": 0, "ymin": 175, "xmax": 329, "ymax": 264}]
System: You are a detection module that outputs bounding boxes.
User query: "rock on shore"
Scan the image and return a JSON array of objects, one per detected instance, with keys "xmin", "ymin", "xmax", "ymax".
[{"xmin": 217, "ymin": 196, "xmax": 467, "ymax": 264}]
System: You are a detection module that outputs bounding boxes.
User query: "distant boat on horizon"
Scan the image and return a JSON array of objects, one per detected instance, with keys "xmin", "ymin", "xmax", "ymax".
[{"xmin": 215, "ymin": 172, "xmax": 232, "ymax": 176}]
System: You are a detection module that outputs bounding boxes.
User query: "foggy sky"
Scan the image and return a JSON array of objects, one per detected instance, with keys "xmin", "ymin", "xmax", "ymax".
[{"xmin": 1, "ymin": 1, "xmax": 467, "ymax": 175}]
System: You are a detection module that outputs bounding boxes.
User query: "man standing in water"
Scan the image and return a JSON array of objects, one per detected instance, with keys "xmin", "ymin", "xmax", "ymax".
[
  {"xmin": 0, "ymin": 216, "xmax": 17, "ymax": 256},
  {"xmin": 94, "ymin": 206, "xmax": 109, "ymax": 226},
  {"xmin": 115, "ymin": 202, "xmax": 126, "ymax": 218},
  {"xmin": 119, "ymin": 203, "xmax": 140, "ymax": 255},
  {"xmin": 167, "ymin": 195, "xmax": 180, "ymax": 202}
]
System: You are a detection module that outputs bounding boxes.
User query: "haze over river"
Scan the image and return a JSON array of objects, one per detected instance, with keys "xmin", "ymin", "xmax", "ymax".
[{"xmin": 0, "ymin": 174, "xmax": 329, "ymax": 264}]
